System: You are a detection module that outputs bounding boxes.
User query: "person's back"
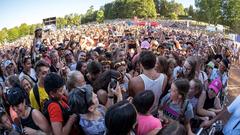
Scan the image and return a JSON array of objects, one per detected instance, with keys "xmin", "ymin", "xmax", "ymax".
[
  {"xmin": 139, "ymin": 74, "xmax": 165, "ymax": 112},
  {"xmin": 129, "ymin": 51, "xmax": 167, "ymax": 114}
]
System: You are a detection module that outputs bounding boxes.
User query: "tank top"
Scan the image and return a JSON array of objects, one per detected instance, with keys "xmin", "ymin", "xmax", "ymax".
[
  {"xmin": 203, "ymin": 93, "xmax": 215, "ymax": 110},
  {"xmin": 20, "ymin": 107, "xmax": 40, "ymax": 130},
  {"xmin": 139, "ymin": 73, "xmax": 164, "ymax": 113}
]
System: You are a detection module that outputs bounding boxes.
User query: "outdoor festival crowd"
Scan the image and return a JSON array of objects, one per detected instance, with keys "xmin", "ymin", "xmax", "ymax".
[{"xmin": 0, "ymin": 21, "xmax": 239, "ymax": 135}]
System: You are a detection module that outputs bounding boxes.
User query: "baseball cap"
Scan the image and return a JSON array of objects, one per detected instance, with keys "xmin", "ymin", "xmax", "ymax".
[
  {"xmin": 4, "ymin": 60, "xmax": 13, "ymax": 68},
  {"xmin": 209, "ymin": 78, "xmax": 222, "ymax": 94},
  {"xmin": 141, "ymin": 41, "xmax": 151, "ymax": 49},
  {"xmin": 207, "ymin": 61, "xmax": 215, "ymax": 69}
]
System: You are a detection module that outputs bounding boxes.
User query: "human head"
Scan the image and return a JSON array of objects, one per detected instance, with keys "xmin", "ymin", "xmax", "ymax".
[
  {"xmin": 68, "ymin": 85, "xmax": 98, "ymax": 114},
  {"xmin": 19, "ymin": 75, "xmax": 34, "ymax": 94},
  {"xmin": 105, "ymin": 100, "xmax": 137, "ymax": 135},
  {"xmin": 93, "ymin": 70, "xmax": 122, "ymax": 93},
  {"xmin": 219, "ymin": 59, "xmax": 228, "ymax": 72},
  {"xmin": 208, "ymin": 78, "xmax": 222, "ymax": 99},
  {"xmin": 183, "ymin": 56, "xmax": 197, "ymax": 80},
  {"xmin": 141, "ymin": 41, "xmax": 151, "ymax": 50},
  {"xmin": 66, "ymin": 71, "xmax": 86, "ymax": 91},
  {"xmin": 132, "ymin": 90, "xmax": 155, "ymax": 114},
  {"xmin": 4, "ymin": 60, "xmax": 14, "ymax": 76},
  {"xmin": 22, "ymin": 55, "xmax": 32, "ymax": 71},
  {"xmin": 44, "ymin": 73, "xmax": 65, "ymax": 99},
  {"xmin": 87, "ymin": 61, "xmax": 102, "ymax": 82},
  {"xmin": 114, "ymin": 60, "xmax": 127, "ymax": 75},
  {"xmin": 139, "ymin": 51, "xmax": 156, "ymax": 70},
  {"xmin": 49, "ymin": 49, "xmax": 59, "ymax": 65},
  {"xmin": 76, "ymin": 61, "xmax": 87, "ymax": 75},
  {"xmin": 170, "ymin": 79, "xmax": 190, "ymax": 101},
  {"xmin": 64, "ymin": 50, "xmax": 74, "ymax": 63},
  {"xmin": 34, "ymin": 60, "xmax": 49, "ymax": 83},
  {"xmin": 7, "ymin": 87, "xmax": 26, "ymax": 117},
  {"xmin": 157, "ymin": 121, "xmax": 186, "ymax": 135},
  {"xmin": 188, "ymin": 79, "xmax": 203, "ymax": 98},
  {"xmin": 78, "ymin": 51, "xmax": 87, "ymax": 62},
  {"xmin": 6, "ymin": 75, "xmax": 20, "ymax": 88},
  {"xmin": 156, "ymin": 56, "xmax": 168, "ymax": 74},
  {"xmin": 101, "ymin": 60, "xmax": 112, "ymax": 72},
  {"xmin": 0, "ymin": 108, "xmax": 12, "ymax": 130}
]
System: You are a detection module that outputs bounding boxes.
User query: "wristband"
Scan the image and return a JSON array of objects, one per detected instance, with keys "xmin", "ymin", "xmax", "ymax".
[{"xmin": 108, "ymin": 95, "xmax": 114, "ymax": 99}]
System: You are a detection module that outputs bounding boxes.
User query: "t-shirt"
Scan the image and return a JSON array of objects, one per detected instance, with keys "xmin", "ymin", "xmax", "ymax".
[
  {"xmin": 29, "ymin": 86, "xmax": 49, "ymax": 110},
  {"xmin": 160, "ymin": 93, "xmax": 194, "ymax": 121},
  {"xmin": 48, "ymin": 100, "xmax": 69, "ymax": 122},
  {"xmin": 136, "ymin": 114, "xmax": 162, "ymax": 135},
  {"xmin": 188, "ymin": 96, "xmax": 198, "ymax": 114},
  {"xmin": 223, "ymin": 95, "xmax": 240, "ymax": 135},
  {"xmin": 198, "ymin": 71, "xmax": 208, "ymax": 84},
  {"xmin": 19, "ymin": 68, "xmax": 37, "ymax": 82},
  {"xmin": 79, "ymin": 105, "xmax": 106, "ymax": 135}
]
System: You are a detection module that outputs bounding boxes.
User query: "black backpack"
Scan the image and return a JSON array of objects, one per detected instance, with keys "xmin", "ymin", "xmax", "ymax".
[{"xmin": 42, "ymin": 98, "xmax": 71, "ymax": 126}]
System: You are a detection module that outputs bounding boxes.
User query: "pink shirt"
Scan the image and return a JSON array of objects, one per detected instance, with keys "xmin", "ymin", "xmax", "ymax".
[{"xmin": 136, "ymin": 114, "xmax": 162, "ymax": 135}]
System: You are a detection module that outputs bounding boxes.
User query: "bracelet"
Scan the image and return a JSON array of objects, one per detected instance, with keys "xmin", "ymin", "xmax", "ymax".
[{"xmin": 108, "ymin": 95, "xmax": 114, "ymax": 99}]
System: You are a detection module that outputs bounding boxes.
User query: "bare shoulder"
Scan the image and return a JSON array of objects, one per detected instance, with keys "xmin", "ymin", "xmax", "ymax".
[{"xmin": 128, "ymin": 76, "xmax": 144, "ymax": 97}]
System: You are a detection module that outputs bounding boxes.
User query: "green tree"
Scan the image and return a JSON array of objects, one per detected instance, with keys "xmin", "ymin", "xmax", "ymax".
[
  {"xmin": 195, "ymin": 0, "xmax": 221, "ymax": 24},
  {"xmin": 7, "ymin": 27, "xmax": 19, "ymax": 42},
  {"xmin": 188, "ymin": 5, "xmax": 194, "ymax": 17},
  {"xmin": 96, "ymin": 10, "xmax": 105, "ymax": 23},
  {"xmin": 170, "ymin": 12, "xmax": 178, "ymax": 20},
  {"xmin": 0, "ymin": 28, "xmax": 8, "ymax": 44},
  {"xmin": 19, "ymin": 23, "xmax": 30, "ymax": 36},
  {"xmin": 159, "ymin": 0, "xmax": 168, "ymax": 17}
]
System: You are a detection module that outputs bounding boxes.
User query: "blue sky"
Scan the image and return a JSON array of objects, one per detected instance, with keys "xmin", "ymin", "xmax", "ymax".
[{"xmin": 0, "ymin": 0, "xmax": 195, "ymax": 29}]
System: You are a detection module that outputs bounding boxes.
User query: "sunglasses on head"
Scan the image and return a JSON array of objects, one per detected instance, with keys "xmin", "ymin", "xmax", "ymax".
[{"xmin": 114, "ymin": 61, "xmax": 126, "ymax": 69}]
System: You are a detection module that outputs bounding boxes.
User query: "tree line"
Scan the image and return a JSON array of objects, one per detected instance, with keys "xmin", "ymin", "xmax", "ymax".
[{"xmin": 1, "ymin": 0, "xmax": 240, "ymax": 44}]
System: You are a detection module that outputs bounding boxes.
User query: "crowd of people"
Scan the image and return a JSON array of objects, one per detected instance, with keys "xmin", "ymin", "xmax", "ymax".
[{"xmin": 0, "ymin": 20, "xmax": 239, "ymax": 135}]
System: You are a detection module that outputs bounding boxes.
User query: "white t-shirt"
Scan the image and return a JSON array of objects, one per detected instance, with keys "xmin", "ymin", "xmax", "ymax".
[
  {"xmin": 223, "ymin": 95, "xmax": 240, "ymax": 135},
  {"xmin": 19, "ymin": 68, "xmax": 37, "ymax": 82}
]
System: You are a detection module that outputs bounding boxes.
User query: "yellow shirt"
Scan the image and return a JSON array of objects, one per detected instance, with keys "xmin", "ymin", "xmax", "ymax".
[{"xmin": 29, "ymin": 86, "xmax": 49, "ymax": 111}]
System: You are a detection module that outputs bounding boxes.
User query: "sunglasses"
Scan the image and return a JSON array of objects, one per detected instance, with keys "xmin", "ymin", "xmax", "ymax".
[
  {"xmin": 114, "ymin": 61, "xmax": 126, "ymax": 69},
  {"xmin": 101, "ymin": 60, "xmax": 111, "ymax": 65}
]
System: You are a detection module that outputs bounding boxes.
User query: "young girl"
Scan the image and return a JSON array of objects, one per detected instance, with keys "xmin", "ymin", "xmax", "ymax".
[
  {"xmin": 133, "ymin": 90, "xmax": 162, "ymax": 135},
  {"xmin": 159, "ymin": 79, "xmax": 194, "ymax": 135}
]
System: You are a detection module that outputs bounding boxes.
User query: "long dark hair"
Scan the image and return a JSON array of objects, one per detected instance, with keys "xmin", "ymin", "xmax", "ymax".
[{"xmin": 105, "ymin": 100, "xmax": 137, "ymax": 135}]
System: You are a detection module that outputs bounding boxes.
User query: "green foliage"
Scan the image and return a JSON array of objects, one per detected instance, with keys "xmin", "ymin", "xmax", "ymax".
[
  {"xmin": 7, "ymin": 27, "xmax": 19, "ymax": 42},
  {"xmin": 170, "ymin": 12, "xmax": 178, "ymax": 20},
  {"xmin": 96, "ymin": 10, "xmax": 104, "ymax": 23},
  {"xmin": 104, "ymin": 0, "xmax": 157, "ymax": 19},
  {"xmin": 188, "ymin": 5, "xmax": 194, "ymax": 18}
]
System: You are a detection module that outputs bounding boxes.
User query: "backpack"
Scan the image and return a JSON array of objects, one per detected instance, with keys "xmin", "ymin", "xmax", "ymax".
[
  {"xmin": 42, "ymin": 98, "xmax": 71, "ymax": 126},
  {"xmin": 33, "ymin": 84, "xmax": 42, "ymax": 110},
  {"xmin": 42, "ymin": 98, "xmax": 86, "ymax": 135}
]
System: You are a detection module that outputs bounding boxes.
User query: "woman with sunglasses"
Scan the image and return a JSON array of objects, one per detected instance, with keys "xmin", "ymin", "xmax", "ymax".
[
  {"xmin": 197, "ymin": 78, "xmax": 223, "ymax": 118},
  {"xmin": 7, "ymin": 87, "xmax": 52, "ymax": 135}
]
